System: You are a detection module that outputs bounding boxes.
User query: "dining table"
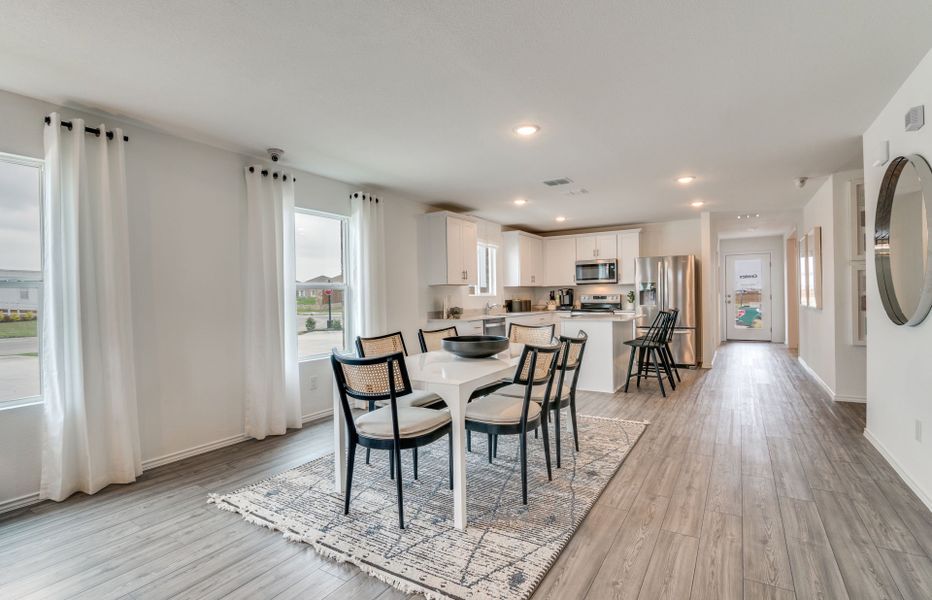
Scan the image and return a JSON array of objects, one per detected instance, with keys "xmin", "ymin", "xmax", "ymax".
[{"xmin": 332, "ymin": 345, "xmax": 523, "ymax": 531}]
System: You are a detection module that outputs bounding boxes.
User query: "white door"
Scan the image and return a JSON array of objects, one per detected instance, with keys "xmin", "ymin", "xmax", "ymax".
[
  {"xmin": 576, "ymin": 236, "xmax": 597, "ymax": 260},
  {"xmin": 725, "ymin": 253, "xmax": 772, "ymax": 341},
  {"xmin": 461, "ymin": 220, "xmax": 478, "ymax": 285},
  {"xmin": 446, "ymin": 217, "xmax": 464, "ymax": 284},
  {"xmin": 596, "ymin": 234, "xmax": 618, "ymax": 259}
]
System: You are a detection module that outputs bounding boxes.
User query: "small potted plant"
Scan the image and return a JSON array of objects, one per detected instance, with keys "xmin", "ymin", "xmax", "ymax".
[{"xmin": 625, "ymin": 290, "xmax": 636, "ymax": 310}]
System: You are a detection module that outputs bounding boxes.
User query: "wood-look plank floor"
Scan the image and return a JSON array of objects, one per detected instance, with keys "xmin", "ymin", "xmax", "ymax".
[{"xmin": 3, "ymin": 342, "xmax": 932, "ymax": 599}]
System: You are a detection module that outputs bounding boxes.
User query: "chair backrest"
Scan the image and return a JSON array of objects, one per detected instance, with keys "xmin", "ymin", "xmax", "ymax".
[
  {"xmin": 418, "ymin": 326, "xmax": 458, "ymax": 353},
  {"xmin": 330, "ymin": 350, "xmax": 412, "ymax": 440},
  {"xmin": 664, "ymin": 308, "xmax": 679, "ymax": 343},
  {"xmin": 555, "ymin": 331, "xmax": 589, "ymax": 402},
  {"xmin": 511, "ymin": 341, "xmax": 562, "ymax": 421},
  {"xmin": 356, "ymin": 331, "xmax": 408, "ymax": 357},
  {"xmin": 508, "ymin": 323, "xmax": 555, "ymax": 345},
  {"xmin": 642, "ymin": 311, "xmax": 668, "ymax": 344}
]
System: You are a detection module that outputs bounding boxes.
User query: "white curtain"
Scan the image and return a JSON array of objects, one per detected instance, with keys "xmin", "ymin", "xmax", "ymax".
[
  {"xmin": 40, "ymin": 113, "xmax": 142, "ymax": 501},
  {"xmin": 347, "ymin": 192, "xmax": 387, "ymax": 351},
  {"xmin": 244, "ymin": 166, "xmax": 301, "ymax": 440}
]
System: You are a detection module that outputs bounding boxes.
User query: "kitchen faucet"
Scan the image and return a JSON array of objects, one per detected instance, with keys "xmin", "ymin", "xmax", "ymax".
[{"xmin": 485, "ymin": 302, "xmax": 499, "ymax": 315}]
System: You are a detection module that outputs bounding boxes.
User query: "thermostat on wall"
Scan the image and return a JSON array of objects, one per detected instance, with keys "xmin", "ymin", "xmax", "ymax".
[{"xmin": 905, "ymin": 105, "xmax": 924, "ymax": 131}]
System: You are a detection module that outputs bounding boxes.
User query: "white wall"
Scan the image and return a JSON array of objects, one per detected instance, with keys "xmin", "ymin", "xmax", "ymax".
[
  {"xmin": 719, "ymin": 235, "xmax": 786, "ymax": 344},
  {"xmin": 862, "ymin": 47, "xmax": 932, "ymax": 509},
  {"xmin": 636, "ymin": 218, "xmax": 702, "ymax": 257},
  {"xmin": 798, "ymin": 177, "xmax": 839, "ymax": 393},
  {"xmin": 0, "ymin": 89, "xmax": 429, "ymax": 509},
  {"xmin": 795, "ymin": 169, "xmax": 867, "ymax": 402}
]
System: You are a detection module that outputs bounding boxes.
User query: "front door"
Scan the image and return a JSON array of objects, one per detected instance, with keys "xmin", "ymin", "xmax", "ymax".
[{"xmin": 725, "ymin": 253, "xmax": 772, "ymax": 341}]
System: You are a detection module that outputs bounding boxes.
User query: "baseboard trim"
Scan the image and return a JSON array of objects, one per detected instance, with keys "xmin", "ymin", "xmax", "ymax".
[
  {"xmin": 0, "ymin": 492, "xmax": 41, "ymax": 514},
  {"xmin": 1, "ymin": 408, "xmax": 337, "ymax": 514},
  {"xmin": 864, "ymin": 428, "xmax": 932, "ymax": 513},
  {"xmin": 834, "ymin": 394, "xmax": 867, "ymax": 404},
  {"xmin": 141, "ymin": 432, "xmax": 251, "ymax": 471},
  {"xmin": 796, "ymin": 356, "xmax": 836, "ymax": 400}
]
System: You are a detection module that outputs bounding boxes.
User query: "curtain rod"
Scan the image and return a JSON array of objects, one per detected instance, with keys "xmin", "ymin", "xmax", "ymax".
[
  {"xmin": 248, "ymin": 165, "xmax": 295, "ymax": 182},
  {"xmin": 44, "ymin": 116, "xmax": 129, "ymax": 142}
]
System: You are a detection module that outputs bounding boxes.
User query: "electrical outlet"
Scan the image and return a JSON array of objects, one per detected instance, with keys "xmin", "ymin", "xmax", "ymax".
[
  {"xmin": 308, "ymin": 375, "xmax": 319, "ymax": 391},
  {"xmin": 916, "ymin": 420, "xmax": 923, "ymax": 443}
]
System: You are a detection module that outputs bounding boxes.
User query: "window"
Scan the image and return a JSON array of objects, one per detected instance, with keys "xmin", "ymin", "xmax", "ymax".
[
  {"xmin": 470, "ymin": 244, "xmax": 497, "ymax": 296},
  {"xmin": 0, "ymin": 153, "xmax": 43, "ymax": 407},
  {"xmin": 295, "ymin": 209, "xmax": 348, "ymax": 359}
]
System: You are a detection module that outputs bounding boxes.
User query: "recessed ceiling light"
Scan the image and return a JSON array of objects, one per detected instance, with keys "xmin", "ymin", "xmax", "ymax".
[
  {"xmin": 676, "ymin": 175, "xmax": 696, "ymax": 184},
  {"xmin": 514, "ymin": 124, "xmax": 540, "ymax": 136},
  {"xmin": 690, "ymin": 200, "xmax": 704, "ymax": 207},
  {"xmin": 513, "ymin": 198, "xmax": 527, "ymax": 206},
  {"xmin": 555, "ymin": 216, "xmax": 567, "ymax": 222}
]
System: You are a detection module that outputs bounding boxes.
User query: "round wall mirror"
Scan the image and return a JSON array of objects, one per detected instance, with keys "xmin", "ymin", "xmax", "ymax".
[{"xmin": 875, "ymin": 154, "xmax": 932, "ymax": 326}]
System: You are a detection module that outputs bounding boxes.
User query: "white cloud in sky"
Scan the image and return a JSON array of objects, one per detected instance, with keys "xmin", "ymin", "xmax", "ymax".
[
  {"xmin": 295, "ymin": 211, "xmax": 343, "ymax": 282},
  {"xmin": 0, "ymin": 160, "xmax": 41, "ymax": 272}
]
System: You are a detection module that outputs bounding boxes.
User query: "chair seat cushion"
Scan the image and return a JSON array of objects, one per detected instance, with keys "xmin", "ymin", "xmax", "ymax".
[
  {"xmin": 465, "ymin": 395, "xmax": 541, "ymax": 425},
  {"xmin": 496, "ymin": 382, "xmax": 571, "ymax": 402},
  {"xmin": 355, "ymin": 406, "xmax": 451, "ymax": 440},
  {"xmin": 375, "ymin": 389, "xmax": 444, "ymax": 408}
]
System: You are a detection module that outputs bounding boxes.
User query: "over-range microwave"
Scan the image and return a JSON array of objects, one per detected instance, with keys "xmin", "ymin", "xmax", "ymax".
[{"xmin": 575, "ymin": 259, "xmax": 618, "ymax": 284}]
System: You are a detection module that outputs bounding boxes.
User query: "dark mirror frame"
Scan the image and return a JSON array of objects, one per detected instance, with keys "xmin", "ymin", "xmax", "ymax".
[{"xmin": 874, "ymin": 153, "xmax": 932, "ymax": 326}]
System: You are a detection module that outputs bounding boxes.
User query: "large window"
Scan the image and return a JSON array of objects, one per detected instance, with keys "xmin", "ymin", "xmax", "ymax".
[
  {"xmin": 471, "ymin": 244, "xmax": 497, "ymax": 296},
  {"xmin": 295, "ymin": 209, "xmax": 348, "ymax": 359},
  {"xmin": 0, "ymin": 154, "xmax": 43, "ymax": 407}
]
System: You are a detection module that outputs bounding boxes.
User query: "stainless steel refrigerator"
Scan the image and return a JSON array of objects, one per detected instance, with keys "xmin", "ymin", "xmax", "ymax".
[{"xmin": 635, "ymin": 255, "xmax": 700, "ymax": 367}]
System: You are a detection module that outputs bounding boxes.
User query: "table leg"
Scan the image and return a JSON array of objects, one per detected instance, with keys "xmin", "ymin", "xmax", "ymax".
[
  {"xmin": 333, "ymin": 377, "xmax": 346, "ymax": 493},
  {"xmin": 447, "ymin": 387, "xmax": 469, "ymax": 530}
]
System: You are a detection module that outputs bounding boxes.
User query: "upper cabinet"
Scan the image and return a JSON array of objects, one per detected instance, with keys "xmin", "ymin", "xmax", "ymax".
[
  {"xmin": 423, "ymin": 212, "xmax": 479, "ymax": 286},
  {"xmin": 617, "ymin": 231, "xmax": 640, "ymax": 284},
  {"xmin": 575, "ymin": 234, "xmax": 617, "ymax": 260},
  {"xmin": 543, "ymin": 237, "xmax": 576, "ymax": 286},
  {"xmin": 503, "ymin": 231, "xmax": 543, "ymax": 286}
]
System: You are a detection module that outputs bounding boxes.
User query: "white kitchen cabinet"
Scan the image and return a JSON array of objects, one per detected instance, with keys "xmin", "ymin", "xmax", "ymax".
[
  {"xmin": 617, "ymin": 231, "xmax": 640, "ymax": 284},
  {"xmin": 543, "ymin": 237, "xmax": 576, "ymax": 286},
  {"xmin": 503, "ymin": 231, "xmax": 543, "ymax": 286},
  {"xmin": 575, "ymin": 234, "xmax": 617, "ymax": 260},
  {"xmin": 423, "ymin": 212, "xmax": 479, "ymax": 286}
]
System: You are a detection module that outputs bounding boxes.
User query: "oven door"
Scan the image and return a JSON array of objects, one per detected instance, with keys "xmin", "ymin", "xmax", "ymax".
[{"xmin": 575, "ymin": 260, "xmax": 618, "ymax": 284}]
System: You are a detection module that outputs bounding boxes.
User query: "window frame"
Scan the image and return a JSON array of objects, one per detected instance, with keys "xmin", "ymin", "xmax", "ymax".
[
  {"xmin": 294, "ymin": 207, "xmax": 349, "ymax": 362},
  {"xmin": 0, "ymin": 152, "xmax": 45, "ymax": 410},
  {"xmin": 470, "ymin": 243, "xmax": 497, "ymax": 297}
]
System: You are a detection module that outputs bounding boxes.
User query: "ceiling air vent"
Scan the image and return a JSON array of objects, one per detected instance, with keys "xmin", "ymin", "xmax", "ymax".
[{"xmin": 542, "ymin": 177, "xmax": 573, "ymax": 187}]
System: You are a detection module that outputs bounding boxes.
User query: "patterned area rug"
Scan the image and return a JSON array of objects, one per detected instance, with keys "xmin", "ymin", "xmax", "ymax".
[{"xmin": 209, "ymin": 415, "xmax": 647, "ymax": 600}]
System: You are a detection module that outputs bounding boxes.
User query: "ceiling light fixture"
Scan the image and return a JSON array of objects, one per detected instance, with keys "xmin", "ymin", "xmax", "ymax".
[
  {"xmin": 555, "ymin": 216, "xmax": 567, "ymax": 223},
  {"xmin": 676, "ymin": 175, "xmax": 696, "ymax": 184},
  {"xmin": 691, "ymin": 200, "xmax": 704, "ymax": 207},
  {"xmin": 513, "ymin": 198, "xmax": 527, "ymax": 206},
  {"xmin": 514, "ymin": 124, "xmax": 540, "ymax": 137}
]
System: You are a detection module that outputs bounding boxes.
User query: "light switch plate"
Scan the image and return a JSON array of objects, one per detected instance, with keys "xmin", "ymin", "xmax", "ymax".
[
  {"xmin": 905, "ymin": 105, "xmax": 925, "ymax": 131},
  {"xmin": 916, "ymin": 419, "xmax": 923, "ymax": 442}
]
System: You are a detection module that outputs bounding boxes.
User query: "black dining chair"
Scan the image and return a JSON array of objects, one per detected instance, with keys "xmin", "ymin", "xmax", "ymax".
[
  {"xmin": 623, "ymin": 311, "xmax": 675, "ymax": 397},
  {"xmin": 417, "ymin": 326, "xmax": 458, "ymax": 353},
  {"xmin": 464, "ymin": 341, "xmax": 560, "ymax": 505},
  {"xmin": 331, "ymin": 350, "xmax": 453, "ymax": 529},
  {"xmin": 356, "ymin": 331, "xmax": 445, "ymax": 466},
  {"xmin": 496, "ymin": 331, "xmax": 588, "ymax": 468},
  {"xmin": 660, "ymin": 308, "xmax": 681, "ymax": 383}
]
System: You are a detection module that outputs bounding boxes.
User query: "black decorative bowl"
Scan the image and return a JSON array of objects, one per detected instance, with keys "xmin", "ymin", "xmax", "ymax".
[{"xmin": 441, "ymin": 335, "xmax": 509, "ymax": 358}]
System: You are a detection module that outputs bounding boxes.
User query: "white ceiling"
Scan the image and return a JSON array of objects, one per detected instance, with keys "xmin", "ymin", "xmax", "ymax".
[{"xmin": 2, "ymin": 1, "xmax": 930, "ymax": 231}]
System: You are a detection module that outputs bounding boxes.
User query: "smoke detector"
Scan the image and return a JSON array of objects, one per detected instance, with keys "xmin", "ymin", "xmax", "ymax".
[
  {"xmin": 267, "ymin": 147, "xmax": 285, "ymax": 162},
  {"xmin": 794, "ymin": 177, "xmax": 808, "ymax": 189}
]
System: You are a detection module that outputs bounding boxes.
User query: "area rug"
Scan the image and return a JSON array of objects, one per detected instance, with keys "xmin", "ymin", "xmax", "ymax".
[{"xmin": 208, "ymin": 415, "xmax": 647, "ymax": 600}]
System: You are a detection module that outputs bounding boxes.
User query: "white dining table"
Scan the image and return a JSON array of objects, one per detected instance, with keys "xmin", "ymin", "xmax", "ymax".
[{"xmin": 332, "ymin": 346, "xmax": 522, "ymax": 530}]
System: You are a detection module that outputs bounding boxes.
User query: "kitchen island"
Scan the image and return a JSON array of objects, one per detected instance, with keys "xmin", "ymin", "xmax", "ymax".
[{"xmin": 559, "ymin": 314, "xmax": 637, "ymax": 393}]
